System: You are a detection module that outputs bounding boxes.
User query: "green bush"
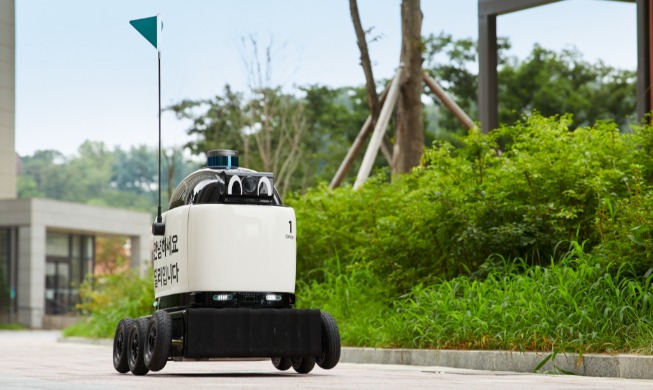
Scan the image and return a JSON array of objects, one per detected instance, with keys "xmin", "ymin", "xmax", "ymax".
[
  {"xmin": 289, "ymin": 114, "xmax": 652, "ymax": 292},
  {"xmin": 594, "ymin": 177, "xmax": 653, "ymax": 273},
  {"xmin": 62, "ymin": 268, "xmax": 154, "ymax": 339}
]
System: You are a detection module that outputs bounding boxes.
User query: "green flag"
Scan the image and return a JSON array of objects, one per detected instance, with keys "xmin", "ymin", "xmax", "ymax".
[{"xmin": 130, "ymin": 15, "xmax": 161, "ymax": 50}]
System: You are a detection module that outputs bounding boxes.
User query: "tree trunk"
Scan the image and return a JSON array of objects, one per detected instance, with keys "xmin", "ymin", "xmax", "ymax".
[{"xmin": 393, "ymin": 0, "xmax": 423, "ymax": 174}]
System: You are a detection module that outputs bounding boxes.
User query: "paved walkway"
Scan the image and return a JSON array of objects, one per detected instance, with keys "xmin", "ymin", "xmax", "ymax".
[
  {"xmin": 61, "ymin": 334, "xmax": 653, "ymax": 380},
  {"xmin": 1, "ymin": 331, "xmax": 652, "ymax": 389},
  {"xmin": 341, "ymin": 347, "xmax": 653, "ymax": 379}
]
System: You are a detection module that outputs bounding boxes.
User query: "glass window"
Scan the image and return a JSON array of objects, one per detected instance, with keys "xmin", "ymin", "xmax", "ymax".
[
  {"xmin": 44, "ymin": 232, "xmax": 96, "ymax": 315},
  {"xmin": 46, "ymin": 232, "xmax": 69, "ymax": 258},
  {"xmin": 0, "ymin": 229, "xmax": 10, "ymax": 316}
]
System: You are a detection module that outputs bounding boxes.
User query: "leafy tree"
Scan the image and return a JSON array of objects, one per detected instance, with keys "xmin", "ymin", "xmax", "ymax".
[
  {"xmin": 298, "ymin": 85, "xmax": 371, "ymax": 188},
  {"xmin": 170, "ymin": 84, "xmax": 373, "ymax": 195},
  {"xmin": 19, "ymin": 149, "xmax": 66, "ymax": 199},
  {"xmin": 169, "ymin": 86, "xmax": 306, "ymax": 197},
  {"xmin": 17, "ymin": 142, "xmax": 196, "ymax": 213},
  {"xmin": 423, "ymin": 33, "xmax": 636, "ymax": 133},
  {"xmin": 171, "ymin": 85, "xmax": 248, "ymax": 160},
  {"xmin": 112, "ymin": 145, "xmax": 158, "ymax": 197}
]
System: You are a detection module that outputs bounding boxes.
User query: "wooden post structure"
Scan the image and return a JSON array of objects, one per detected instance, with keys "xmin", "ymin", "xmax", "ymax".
[
  {"xmin": 330, "ymin": 68, "xmax": 475, "ymax": 189},
  {"xmin": 422, "ymin": 71, "xmax": 475, "ymax": 130},
  {"xmin": 353, "ymin": 66, "xmax": 403, "ymax": 190},
  {"xmin": 329, "ymin": 81, "xmax": 392, "ymax": 189}
]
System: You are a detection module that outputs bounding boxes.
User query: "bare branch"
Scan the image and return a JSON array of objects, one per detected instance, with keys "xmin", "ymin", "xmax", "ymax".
[{"xmin": 349, "ymin": 0, "xmax": 380, "ymax": 124}]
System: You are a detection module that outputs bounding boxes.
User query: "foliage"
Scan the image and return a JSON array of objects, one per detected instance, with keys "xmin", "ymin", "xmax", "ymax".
[
  {"xmin": 17, "ymin": 142, "xmax": 196, "ymax": 215},
  {"xmin": 423, "ymin": 33, "xmax": 636, "ymax": 134},
  {"xmin": 296, "ymin": 257, "xmax": 390, "ymax": 347},
  {"xmin": 293, "ymin": 113, "xmax": 653, "ymax": 352},
  {"xmin": 64, "ymin": 115, "xmax": 653, "ymax": 354},
  {"xmin": 290, "ymin": 115, "xmax": 652, "ymax": 293},
  {"xmin": 62, "ymin": 268, "xmax": 154, "ymax": 339},
  {"xmin": 0, "ymin": 323, "xmax": 26, "ymax": 330},
  {"xmin": 594, "ymin": 172, "xmax": 653, "ymax": 273},
  {"xmin": 384, "ymin": 249, "xmax": 653, "ymax": 353},
  {"xmin": 169, "ymin": 85, "xmax": 308, "ymax": 197},
  {"xmin": 170, "ymin": 84, "xmax": 371, "ymax": 195},
  {"xmin": 94, "ymin": 236, "xmax": 131, "ymax": 275},
  {"xmin": 300, "ymin": 247, "xmax": 653, "ymax": 354}
]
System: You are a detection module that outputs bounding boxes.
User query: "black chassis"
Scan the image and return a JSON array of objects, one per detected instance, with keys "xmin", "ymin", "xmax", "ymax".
[{"xmin": 154, "ymin": 292, "xmax": 323, "ymax": 360}]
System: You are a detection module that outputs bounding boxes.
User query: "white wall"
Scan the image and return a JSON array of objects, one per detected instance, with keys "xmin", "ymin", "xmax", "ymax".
[{"xmin": 0, "ymin": 0, "xmax": 15, "ymax": 199}]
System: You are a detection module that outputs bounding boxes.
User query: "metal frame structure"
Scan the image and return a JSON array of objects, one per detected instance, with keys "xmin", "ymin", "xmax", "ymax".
[{"xmin": 478, "ymin": 0, "xmax": 649, "ymax": 133}]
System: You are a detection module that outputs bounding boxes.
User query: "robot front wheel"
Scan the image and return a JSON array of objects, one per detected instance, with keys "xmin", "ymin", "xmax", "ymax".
[
  {"xmin": 143, "ymin": 310, "xmax": 172, "ymax": 372},
  {"xmin": 112, "ymin": 317, "xmax": 134, "ymax": 373},
  {"xmin": 271, "ymin": 310, "xmax": 341, "ymax": 374},
  {"xmin": 113, "ymin": 311, "xmax": 172, "ymax": 375},
  {"xmin": 316, "ymin": 311, "xmax": 341, "ymax": 370},
  {"xmin": 127, "ymin": 317, "xmax": 150, "ymax": 375}
]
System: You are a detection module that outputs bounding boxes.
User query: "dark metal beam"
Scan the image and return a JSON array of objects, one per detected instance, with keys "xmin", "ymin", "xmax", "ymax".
[
  {"xmin": 637, "ymin": 0, "xmax": 651, "ymax": 121},
  {"xmin": 478, "ymin": 0, "xmax": 561, "ymax": 16},
  {"xmin": 478, "ymin": 0, "xmax": 646, "ymax": 129},
  {"xmin": 478, "ymin": 13, "xmax": 498, "ymax": 133}
]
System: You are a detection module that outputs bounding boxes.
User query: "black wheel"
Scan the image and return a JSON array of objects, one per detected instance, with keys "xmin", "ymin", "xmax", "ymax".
[
  {"xmin": 127, "ymin": 317, "xmax": 150, "ymax": 376},
  {"xmin": 271, "ymin": 357, "xmax": 292, "ymax": 371},
  {"xmin": 112, "ymin": 318, "xmax": 134, "ymax": 373},
  {"xmin": 144, "ymin": 310, "xmax": 172, "ymax": 372},
  {"xmin": 316, "ymin": 311, "xmax": 341, "ymax": 369},
  {"xmin": 291, "ymin": 356, "xmax": 316, "ymax": 374}
]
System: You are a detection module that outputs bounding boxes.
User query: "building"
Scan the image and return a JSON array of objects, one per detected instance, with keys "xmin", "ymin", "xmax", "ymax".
[{"xmin": 0, "ymin": 0, "xmax": 151, "ymax": 329}]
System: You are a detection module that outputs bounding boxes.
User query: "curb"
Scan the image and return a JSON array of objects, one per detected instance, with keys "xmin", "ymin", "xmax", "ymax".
[
  {"xmin": 340, "ymin": 347, "xmax": 653, "ymax": 380},
  {"xmin": 57, "ymin": 336, "xmax": 653, "ymax": 380}
]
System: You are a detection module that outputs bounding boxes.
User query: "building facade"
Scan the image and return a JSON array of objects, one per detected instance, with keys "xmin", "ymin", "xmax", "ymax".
[{"xmin": 0, "ymin": 199, "xmax": 151, "ymax": 328}]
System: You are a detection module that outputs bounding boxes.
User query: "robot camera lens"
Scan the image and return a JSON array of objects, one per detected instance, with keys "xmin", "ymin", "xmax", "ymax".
[{"xmin": 242, "ymin": 177, "xmax": 258, "ymax": 194}]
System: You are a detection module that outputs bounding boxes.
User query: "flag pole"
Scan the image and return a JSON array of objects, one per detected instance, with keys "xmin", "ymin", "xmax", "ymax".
[
  {"xmin": 157, "ymin": 49, "xmax": 162, "ymax": 226},
  {"xmin": 153, "ymin": 47, "xmax": 165, "ymax": 235},
  {"xmin": 130, "ymin": 14, "xmax": 165, "ymax": 234}
]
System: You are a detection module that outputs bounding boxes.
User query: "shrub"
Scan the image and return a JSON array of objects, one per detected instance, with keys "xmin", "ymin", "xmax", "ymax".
[
  {"xmin": 594, "ymin": 168, "xmax": 653, "ymax": 273},
  {"xmin": 62, "ymin": 268, "xmax": 154, "ymax": 339},
  {"xmin": 290, "ymin": 114, "xmax": 649, "ymax": 293}
]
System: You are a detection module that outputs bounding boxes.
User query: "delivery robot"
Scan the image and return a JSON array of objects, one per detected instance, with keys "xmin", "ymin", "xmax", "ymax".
[{"xmin": 112, "ymin": 149, "xmax": 341, "ymax": 375}]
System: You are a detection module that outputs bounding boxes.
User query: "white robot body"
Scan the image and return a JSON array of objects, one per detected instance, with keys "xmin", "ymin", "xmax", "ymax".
[{"xmin": 153, "ymin": 203, "xmax": 296, "ymax": 298}]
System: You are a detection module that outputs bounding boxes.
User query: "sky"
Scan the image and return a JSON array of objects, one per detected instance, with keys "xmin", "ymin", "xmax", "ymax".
[{"xmin": 14, "ymin": 0, "xmax": 638, "ymax": 157}]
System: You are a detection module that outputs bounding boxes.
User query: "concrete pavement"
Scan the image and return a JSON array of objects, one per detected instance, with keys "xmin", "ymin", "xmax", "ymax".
[
  {"xmin": 341, "ymin": 347, "xmax": 653, "ymax": 380},
  {"xmin": 59, "ymin": 335, "xmax": 653, "ymax": 380},
  {"xmin": 2, "ymin": 330, "xmax": 653, "ymax": 389}
]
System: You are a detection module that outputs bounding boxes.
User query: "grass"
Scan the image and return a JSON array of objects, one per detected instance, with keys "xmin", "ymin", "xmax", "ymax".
[
  {"xmin": 0, "ymin": 323, "xmax": 27, "ymax": 330},
  {"xmin": 298, "ymin": 242, "xmax": 653, "ymax": 355}
]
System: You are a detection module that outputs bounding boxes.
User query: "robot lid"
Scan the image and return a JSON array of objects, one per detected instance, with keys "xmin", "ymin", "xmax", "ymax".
[{"xmin": 168, "ymin": 150, "xmax": 282, "ymax": 210}]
